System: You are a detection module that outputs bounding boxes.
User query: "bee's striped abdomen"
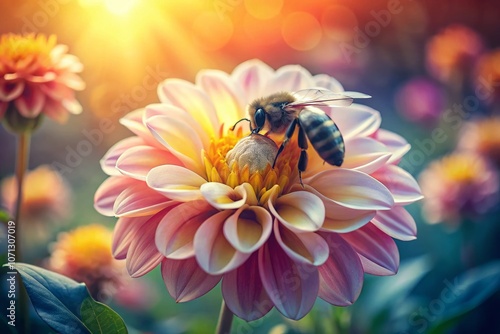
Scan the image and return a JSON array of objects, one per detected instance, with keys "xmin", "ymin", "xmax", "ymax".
[{"xmin": 299, "ymin": 109, "xmax": 345, "ymax": 166}]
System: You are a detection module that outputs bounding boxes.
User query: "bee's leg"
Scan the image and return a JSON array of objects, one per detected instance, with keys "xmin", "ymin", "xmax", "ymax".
[
  {"xmin": 273, "ymin": 118, "xmax": 298, "ymax": 168},
  {"xmin": 297, "ymin": 124, "xmax": 308, "ymax": 188}
]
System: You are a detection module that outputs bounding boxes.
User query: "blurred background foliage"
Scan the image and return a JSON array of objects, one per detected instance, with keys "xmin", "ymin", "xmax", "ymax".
[{"xmin": 1, "ymin": 0, "xmax": 500, "ymax": 333}]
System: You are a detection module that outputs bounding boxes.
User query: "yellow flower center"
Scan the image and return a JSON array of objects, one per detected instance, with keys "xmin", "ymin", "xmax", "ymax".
[
  {"xmin": 441, "ymin": 154, "xmax": 482, "ymax": 183},
  {"xmin": 0, "ymin": 33, "xmax": 56, "ymax": 69},
  {"xmin": 203, "ymin": 127, "xmax": 300, "ymax": 200},
  {"xmin": 50, "ymin": 224, "xmax": 114, "ymax": 272}
]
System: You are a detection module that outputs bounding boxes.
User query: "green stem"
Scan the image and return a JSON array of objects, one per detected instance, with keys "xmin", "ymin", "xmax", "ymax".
[
  {"xmin": 14, "ymin": 132, "xmax": 31, "ymax": 333},
  {"xmin": 215, "ymin": 300, "xmax": 233, "ymax": 334}
]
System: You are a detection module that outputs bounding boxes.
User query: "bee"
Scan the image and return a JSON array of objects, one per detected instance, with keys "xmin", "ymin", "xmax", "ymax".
[{"xmin": 232, "ymin": 88, "xmax": 370, "ymax": 185}]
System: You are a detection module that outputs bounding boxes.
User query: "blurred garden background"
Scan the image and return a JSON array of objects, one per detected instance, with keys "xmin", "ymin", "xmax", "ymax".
[{"xmin": 1, "ymin": 0, "xmax": 500, "ymax": 333}]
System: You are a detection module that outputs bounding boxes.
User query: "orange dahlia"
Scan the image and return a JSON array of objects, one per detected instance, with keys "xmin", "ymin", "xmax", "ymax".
[{"xmin": 0, "ymin": 33, "xmax": 84, "ymax": 127}]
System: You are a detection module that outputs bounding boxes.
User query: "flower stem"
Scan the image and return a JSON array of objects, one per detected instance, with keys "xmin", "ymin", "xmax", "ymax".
[
  {"xmin": 216, "ymin": 300, "xmax": 233, "ymax": 334},
  {"xmin": 14, "ymin": 131, "xmax": 31, "ymax": 333}
]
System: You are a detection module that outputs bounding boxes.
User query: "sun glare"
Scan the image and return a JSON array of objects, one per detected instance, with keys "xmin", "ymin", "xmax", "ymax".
[{"xmin": 79, "ymin": 0, "xmax": 139, "ymax": 16}]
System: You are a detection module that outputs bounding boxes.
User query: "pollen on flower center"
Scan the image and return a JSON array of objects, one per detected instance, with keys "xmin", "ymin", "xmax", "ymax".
[
  {"xmin": 203, "ymin": 127, "xmax": 300, "ymax": 199},
  {"xmin": 0, "ymin": 34, "xmax": 56, "ymax": 68}
]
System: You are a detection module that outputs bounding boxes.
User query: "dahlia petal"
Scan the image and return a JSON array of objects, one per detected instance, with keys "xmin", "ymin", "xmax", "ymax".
[
  {"xmin": 340, "ymin": 223, "xmax": 399, "ymax": 275},
  {"xmin": 100, "ymin": 137, "xmax": 147, "ymax": 176},
  {"xmin": 274, "ymin": 221, "xmax": 329, "ymax": 266},
  {"xmin": 25, "ymin": 71, "xmax": 56, "ymax": 83},
  {"xmin": 231, "ymin": 59, "xmax": 274, "ymax": 103},
  {"xmin": 268, "ymin": 190, "xmax": 325, "ymax": 232},
  {"xmin": 14, "ymin": 85, "xmax": 45, "ymax": 118},
  {"xmin": 119, "ymin": 109, "xmax": 158, "ymax": 145},
  {"xmin": 266, "ymin": 65, "xmax": 315, "ymax": 93},
  {"xmin": 224, "ymin": 205, "xmax": 272, "ymax": 253},
  {"xmin": 332, "ymin": 104, "xmax": 381, "ymax": 141},
  {"xmin": 371, "ymin": 165, "xmax": 423, "ymax": 205},
  {"xmin": 113, "ymin": 182, "xmax": 174, "ymax": 217},
  {"xmin": 62, "ymin": 98, "xmax": 82, "ymax": 115},
  {"xmin": 94, "ymin": 176, "xmax": 138, "ymax": 216},
  {"xmin": 157, "ymin": 78, "xmax": 219, "ymax": 137},
  {"xmin": 112, "ymin": 215, "xmax": 150, "ymax": 259},
  {"xmin": 40, "ymin": 98, "xmax": 69, "ymax": 123},
  {"xmin": 200, "ymin": 182, "xmax": 246, "ymax": 210},
  {"xmin": 117, "ymin": 145, "xmax": 183, "ymax": 181},
  {"xmin": 313, "ymin": 74, "xmax": 345, "ymax": 93},
  {"xmin": 222, "ymin": 253, "xmax": 273, "ymax": 321},
  {"xmin": 162, "ymin": 257, "xmax": 221, "ymax": 302},
  {"xmin": 194, "ymin": 210, "xmax": 250, "ymax": 275},
  {"xmin": 0, "ymin": 81, "xmax": 24, "ymax": 100},
  {"xmin": 58, "ymin": 71, "xmax": 86, "ymax": 90},
  {"xmin": 317, "ymin": 232, "xmax": 364, "ymax": 306},
  {"xmin": 156, "ymin": 201, "xmax": 216, "ymax": 259},
  {"xmin": 144, "ymin": 104, "xmax": 210, "ymax": 146},
  {"xmin": 375, "ymin": 129, "xmax": 411, "ymax": 163},
  {"xmin": 371, "ymin": 206, "xmax": 417, "ymax": 241},
  {"xmin": 307, "ymin": 169, "xmax": 394, "ymax": 210},
  {"xmin": 320, "ymin": 196, "xmax": 375, "ymax": 232},
  {"xmin": 126, "ymin": 210, "xmax": 165, "ymax": 277},
  {"xmin": 236, "ymin": 183, "xmax": 258, "ymax": 206},
  {"xmin": 56, "ymin": 53, "xmax": 84, "ymax": 72},
  {"xmin": 50, "ymin": 44, "xmax": 69, "ymax": 61},
  {"xmin": 39, "ymin": 81, "xmax": 73, "ymax": 101},
  {"xmin": 196, "ymin": 70, "xmax": 246, "ymax": 126},
  {"xmin": 342, "ymin": 137, "xmax": 392, "ymax": 174},
  {"xmin": 259, "ymin": 235, "xmax": 319, "ymax": 320},
  {"xmin": 145, "ymin": 114, "xmax": 205, "ymax": 174},
  {"xmin": 147, "ymin": 165, "xmax": 206, "ymax": 201}
]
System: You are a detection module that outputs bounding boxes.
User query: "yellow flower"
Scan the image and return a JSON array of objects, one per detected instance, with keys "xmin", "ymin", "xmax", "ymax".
[{"xmin": 47, "ymin": 224, "xmax": 126, "ymax": 300}]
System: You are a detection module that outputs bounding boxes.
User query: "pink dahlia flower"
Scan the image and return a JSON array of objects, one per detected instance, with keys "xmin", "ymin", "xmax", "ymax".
[
  {"xmin": 0, "ymin": 33, "xmax": 85, "ymax": 124},
  {"xmin": 95, "ymin": 60, "xmax": 422, "ymax": 321},
  {"xmin": 419, "ymin": 152, "xmax": 499, "ymax": 227}
]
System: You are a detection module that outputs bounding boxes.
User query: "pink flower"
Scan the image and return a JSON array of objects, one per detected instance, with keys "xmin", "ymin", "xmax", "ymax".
[
  {"xmin": 95, "ymin": 60, "xmax": 422, "ymax": 320},
  {"xmin": 0, "ymin": 33, "xmax": 85, "ymax": 124},
  {"xmin": 419, "ymin": 152, "xmax": 499, "ymax": 227},
  {"xmin": 458, "ymin": 116, "xmax": 500, "ymax": 167},
  {"xmin": 1, "ymin": 164, "xmax": 72, "ymax": 225},
  {"xmin": 395, "ymin": 77, "xmax": 445, "ymax": 126}
]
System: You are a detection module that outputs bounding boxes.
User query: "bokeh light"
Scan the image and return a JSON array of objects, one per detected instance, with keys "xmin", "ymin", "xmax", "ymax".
[
  {"xmin": 320, "ymin": 5, "xmax": 358, "ymax": 41},
  {"xmin": 244, "ymin": 0, "xmax": 283, "ymax": 20},
  {"xmin": 282, "ymin": 11, "xmax": 322, "ymax": 51}
]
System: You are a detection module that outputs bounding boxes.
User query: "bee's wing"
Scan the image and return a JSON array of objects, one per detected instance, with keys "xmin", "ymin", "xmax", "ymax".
[{"xmin": 287, "ymin": 88, "xmax": 371, "ymax": 108}]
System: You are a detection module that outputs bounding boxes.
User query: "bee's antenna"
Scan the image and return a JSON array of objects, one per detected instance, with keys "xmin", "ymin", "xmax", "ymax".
[{"xmin": 231, "ymin": 118, "xmax": 252, "ymax": 132}]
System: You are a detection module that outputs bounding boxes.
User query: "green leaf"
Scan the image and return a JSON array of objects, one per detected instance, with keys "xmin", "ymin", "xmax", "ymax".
[
  {"xmin": 12, "ymin": 263, "xmax": 91, "ymax": 334},
  {"xmin": 10, "ymin": 263, "xmax": 128, "ymax": 334},
  {"xmin": 428, "ymin": 261, "xmax": 500, "ymax": 333},
  {"xmin": 80, "ymin": 298, "xmax": 127, "ymax": 334}
]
